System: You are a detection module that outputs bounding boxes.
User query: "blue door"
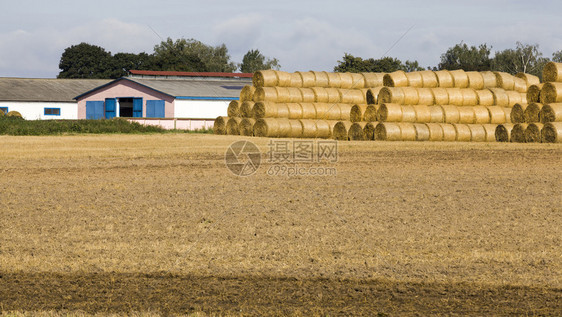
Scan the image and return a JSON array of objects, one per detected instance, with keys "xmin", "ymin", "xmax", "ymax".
[
  {"xmin": 133, "ymin": 98, "xmax": 143, "ymax": 118},
  {"xmin": 105, "ymin": 98, "xmax": 116, "ymax": 119},
  {"xmin": 146, "ymin": 100, "xmax": 165, "ymax": 118},
  {"xmin": 86, "ymin": 101, "xmax": 104, "ymax": 119}
]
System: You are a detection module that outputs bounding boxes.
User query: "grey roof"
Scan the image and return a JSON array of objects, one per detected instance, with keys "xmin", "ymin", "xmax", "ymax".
[{"xmin": 0, "ymin": 77, "xmax": 111, "ymax": 102}]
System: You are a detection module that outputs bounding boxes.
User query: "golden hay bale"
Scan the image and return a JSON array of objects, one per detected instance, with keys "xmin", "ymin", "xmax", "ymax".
[
  {"xmin": 515, "ymin": 72, "xmax": 540, "ymax": 88},
  {"xmin": 366, "ymin": 87, "xmax": 382, "ymax": 104},
  {"xmin": 450, "ymin": 69, "xmax": 469, "ymax": 88},
  {"xmin": 327, "ymin": 72, "xmax": 342, "ymax": 88},
  {"xmin": 239, "ymin": 118, "xmax": 256, "ymax": 136},
  {"xmin": 520, "ymin": 93, "xmax": 528, "ymax": 104},
  {"xmin": 425, "ymin": 123, "xmax": 444, "ymax": 141},
  {"xmin": 524, "ymin": 103, "xmax": 543, "ymax": 123},
  {"xmin": 276, "ymin": 71, "xmax": 292, "ymax": 87},
  {"xmin": 494, "ymin": 72, "xmax": 515, "ymax": 90},
  {"xmin": 333, "ymin": 121, "xmax": 353, "ymax": 140},
  {"xmin": 240, "ymin": 85, "xmax": 256, "ymax": 102},
  {"xmin": 339, "ymin": 72, "xmax": 354, "ymax": 89},
  {"xmin": 541, "ymin": 122, "xmax": 562, "ymax": 143},
  {"xmin": 312, "ymin": 71, "xmax": 330, "ymax": 87},
  {"xmin": 453, "ymin": 123, "xmax": 472, "ymax": 141},
  {"xmin": 213, "ymin": 116, "xmax": 228, "ymax": 135},
  {"xmin": 383, "ymin": 70, "xmax": 409, "ymax": 87},
  {"xmin": 540, "ymin": 82, "xmax": 562, "ymax": 104},
  {"xmin": 274, "ymin": 87, "xmax": 290, "ymax": 102},
  {"xmin": 286, "ymin": 103, "xmax": 303, "ymax": 119},
  {"xmin": 482, "ymin": 124, "xmax": 497, "ymax": 142},
  {"xmin": 458, "ymin": 107, "xmax": 476, "ymax": 124},
  {"xmin": 480, "ymin": 71, "xmax": 497, "ymax": 88},
  {"xmin": 466, "ymin": 71, "xmax": 484, "ymax": 89},
  {"xmin": 297, "ymin": 71, "xmax": 315, "ymax": 87},
  {"xmin": 495, "ymin": 124, "xmax": 514, "ymax": 142},
  {"xmin": 253, "ymin": 70, "xmax": 278, "ymax": 87},
  {"xmin": 314, "ymin": 103, "xmax": 335, "ymax": 120},
  {"xmin": 375, "ymin": 122, "xmax": 402, "ymax": 141},
  {"xmin": 413, "ymin": 105, "xmax": 432, "ymax": 122},
  {"xmin": 312, "ymin": 87, "xmax": 329, "ymax": 103},
  {"xmin": 364, "ymin": 122, "xmax": 377, "ymax": 140},
  {"xmin": 419, "ymin": 70, "xmax": 438, "ymax": 88},
  {"xmin": 440, "ymin": 123, "xmax": 457, "ymax": 141},
  {"xmin": 300, "ymin": 103, "xmax": 317, "ymax": 119},
  {"xmin": 253, "ymin": 101, "xmax": 277, "ymax": 118},
  {"xmin": 417, "ymin": 88, "xmax": 435, "ymax": 105},
  {"xmin": 271, "ymin": 118, "xmax": 292, "ymax": 138},
  {"xmin": 542, "ymin": 61, "xmax": 562, "ymax": 82},
  {"xmin": 226, "ymin": 117, "xmax": 243, "ymax": 135},
  {"xmin": 350, "ymin": 73, "xmax": 366, "ymax": 88},
  {"xmin": 431, "ymin": 88, "xmax": 449, "ymax": 105},
  {"xmin": 378, "ymin": 87, "xmax": 405, "ymax": 104},
  {"xmin": 276, "ymin": 103, "xmax": 290, "ymax": 118},
  {"xmin": 290, "ymin": 72, "xmax": 303, "ymax": 87},
  {"xmin": 402, "ymin": 87, "xmax": 419, "ymax": 105},
  {"xmin": 461, "ymin": 88, "xmax": 478, "ymax": 106},
  {"xmin": 510, "ymin": 103, "xmax": 528, "ymax": 123},
  {"xmin": 288, "ymin": 87, "xmax": 303, "ymax": 103},
  {"xmin": 513, "ymin": 77, "xmax": 527, "ymax": 93},
  {"xmin": 378, "ymin": 103, "xmax": 403, "ymax": 122},
  {"xmin": 325, "ymin": 88, "xmax": 342, "ymax": 103},
  {"xmin": 511, "ymin": 123, "xmax": 528, "ymax": 143},
  {"xmin": 489, "ymin": 88, "xmax": 509, "ymax": 107},
  {"xmin": 429, "ymin": 105, "xmax": 444, "ymax": 123},
  {"xmin": 401, "ymin": 105, "xmax": 417, "ymax": 122},
  {"xmin": 350, "ymin": 104, "xmax": 369, "ymax": 122},
  {"xmin": 503, "ymin": 107, "xmax": 512, "ymax": 123},
  {"xmin": 300, "ymin": 119, "xmax": 317, "ymax": 138},
  {"xmin": 240, "ymin": 101, "xmax": 255, "ymax": 118},
  {"xmin": 486, "ymin": 106, "xmax": 508, "ymax": 124},
  {"xmin": 524, "ymin": 123, "xmax": 544, "ymax": 143},
  {"xmin": 506, "ymin": 90, "xmax": 522, "ymax": 107},
  {"xmin": 441, "ymin": 105, "xmax": 460, "ymax": 123},
  {"xmin": 475, "ymin": 89, "xmax": 495, "ymax": 106},
  {"xmin": 405, "ymin": 71, "xmax": 423, "ymax": 88},
  {"xmin": 413, "ymin": 123, "xmax": 430, "ymax": 141},
  {"xmin": 363, "ymin": 105, "xmax": 378, "ymax": 122},
  {"xmin": 467, "ymin": 124, "xmax": 486, "ymax": 142},
  {"xmin": 227, "ymin": 100, "xmax": 240, "ymax": 117},
  {"xmin": 253, "ymin": 87, "xmax": 278, "ymax": 102},
  {"xmin": 473, "ymin": 106, "xmax": 491, "ymax": 123},
  {"xmin": 362, "ymin": 72, "xmax": 385, "ymax": 87},
  {"xmin": 339, "ymin": 104, "xmax": 353, "ymax": 121},
  {"xmin": 446, "ymin": 88, "xmax": 464, "ymax": 106},
  {"xmin": 349, "ymin": 122, "xmax": 367, "ymax": 140},
  {"xmin": 540, "ymin": 103, "xmax": 562, "ymax": 123},
  {"xmin": 526, "ymin": 84, "xmax": 544, "ymax": 103},
  {"xmin": 299, "ymin": 88, "xmax": 316, "ymax": 103},
  {"xmin": 434, "ymin": 70, "xmax": 454, "ymax": 88},
  {"xmin": 338, "ymin": 89, "xmax": 366, "ymax": 104},
  {"xmin": 287, "ymin": 119, "xmax": 304, "ymax": 138},
  {"xmin": 398, "ymin": 122, "xmax": 417, "ymax": 141},
  {"xmin": 319, "ymin": 120, "xmax": 338, "ymax": 139}
]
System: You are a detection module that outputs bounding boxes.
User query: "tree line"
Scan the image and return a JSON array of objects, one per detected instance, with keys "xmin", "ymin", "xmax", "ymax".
[{"xmin": 58, "ymin": 39, "xmax": 562, "ymax": 79}]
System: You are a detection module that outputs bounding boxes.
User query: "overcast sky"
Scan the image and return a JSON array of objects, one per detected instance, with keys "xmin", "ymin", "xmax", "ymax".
[{"xmin": 1, "ymin": 0, "xmax": 561, "ymax": 78}]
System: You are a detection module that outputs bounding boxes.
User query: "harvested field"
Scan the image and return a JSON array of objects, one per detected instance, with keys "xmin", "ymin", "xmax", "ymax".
[{"xmin": 0, "ymin": 134, "xmax": 561, "ymax": 316}]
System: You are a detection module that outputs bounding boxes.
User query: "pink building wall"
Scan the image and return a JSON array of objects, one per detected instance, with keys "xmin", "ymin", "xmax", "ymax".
[{"xmin": 76, "ymin": 79, "xmax": 175, "ymax": 119}]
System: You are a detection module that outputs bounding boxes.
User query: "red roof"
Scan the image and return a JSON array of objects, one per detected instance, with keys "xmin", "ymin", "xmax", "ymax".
[{"xmin": 129, "ymin": 70, "xmax": 253, "ymax": 78}]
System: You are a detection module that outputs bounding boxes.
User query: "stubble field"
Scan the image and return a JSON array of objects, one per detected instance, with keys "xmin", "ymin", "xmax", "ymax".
[{"xmin": 0, "ymin": 134, "xmax": 561, "ymax": 316}]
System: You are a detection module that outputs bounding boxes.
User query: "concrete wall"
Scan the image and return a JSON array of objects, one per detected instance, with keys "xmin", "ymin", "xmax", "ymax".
[
  {"xmin": 0, "ymin": 101, "xmax": 77, "ymax": 120},
  {"xmin": 174, "ymin": 99, "xmax": 229, "ymax": 119}
]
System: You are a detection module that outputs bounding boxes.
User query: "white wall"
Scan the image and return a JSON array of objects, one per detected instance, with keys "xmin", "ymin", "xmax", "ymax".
[
  {"xmin": 174, "ymin": 99, "xmax": 230, "ymax": 119},
  {"xmin": 0, "ymin": 101, "xmax": 77, "ymax": 120}
]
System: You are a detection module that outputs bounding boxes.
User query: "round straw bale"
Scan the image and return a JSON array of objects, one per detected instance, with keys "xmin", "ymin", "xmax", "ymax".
[
  {"xmin": 325, "ymin": 88, "xmax": 341, "ymax": 103},
  {"xmin": 480, "ymin": 71, "xmax": 497, "ymax": 88},
  {"xmin": 524, "ymin": 123, "xmax": 544, "ymax": 143},
  {"xmin": 526, "ymin": 84, "xmax": 544, "ymax": 103},
  {"xmin": 312, "ymin": 71, "xmax": 329, "ymax": 87},
  {"xmin": 401, "ymin": 105, "xmax": 417, "ymax": 122},
  {"xmin": 510, "ymin": 103, "xmax": 528, "ymax": 123},
  {"xmin": 513, "ymin": 77, "xmax": 527, "ymax": 93},
  {"xmin": 413, "ymin": 105, "xmax": 431, "ymax": 123},
  {"xmin": 540, "ymin": 82, "xmax": 562, "ymax": 104},
  {"xmin": 481, "ymin": 124, "xmax": 497, "ymax": 142},
  {"xmin": 275, "ymin": 118, "xmax": 293, "ymax": 138},
  {"xmin": 240, "ymin": 101, "xmax": 255, "ymax": 118},
  {"xmin": 338, "ymin": 104, "xmax": 353, "ymax": 121},
  {"xmin": 402, "ymin": 87, "xmax": 419, "ymax": 105},
  {"xmin": 489, "ymin": 88, "xmax": 509, "ymax": 107},
  {"xmin": 276, "ymin": 103, "xmax": 290, "ymax": 118},
  {"xmin": 239, "ymin": 118, "xmax": 256, "ymax": 136},
  {"xmin": 286, "ymin": 103, "xmax": 303, "ymax": 119},
  {"xmin": 417, "ymin": 88, "xmax": 435, "ymax": 105},
  {"xmin": 333, "ymin": 121, "xmax": 353, "ymax": 140},
  {"xmin": 429, "ymin": 105, "xmax": 444, "ymax": 123},
  {"xmin": 461, "ymin": 88, "xmax": 478, "ymax": 106},
  {"xmin": 467, "ymin": 124, "xmax": 486, "ymax": 142},
  {"xmin": 350, "ymin": 104, "xmax": 369, "ymax": 122},
  {"xmin": 227, "ymin": 100, "xmax": 240, "ymax": 117},
  {"xmin": 487, "ymin": 106, "xmax": 507, "ymax": 124},
  {"xmin": 253, "ymin": 101, "xmax": 277, "ymax": 118},
  {"xmin": 503, "ymin": 107, "xmax": 512, "ymax": 123},
  {"xmin": 375, "ymin": 122, "xmax": 402, "ymax": 141},
  {"xmin": 314, "ymin": 103, "xmax": 334, "ymax": 120},
  {"xmin": 339, "ymin": 72, "xmax": 354, "ymax": 89},
  {"xmin": 240, "ymin": 85, "xmax": 256, "ymax": 102},
  {"xmin": 364, "ymin": 122, "xmax": 377, "ymax": 140},
  {"xmin": 276, "ymin": 71, "xmax": 291, "ymax": 87},
  {"xmin": 299, "ymin": 88, "xmax": 316, "ymax": 103},
  {"xmin": 413, "ymin": 123, "xmax": 430, "ymax": 141},
  {"xmin": 458, "ymin": 107, "xmax": 476, "ymax": 124},
  {"xmin": 495, "ymin": 124, "xmax": 514, "ymax": 142},
  {"xmin": 446, "ymin": 88, "xmax": 464, "ymax": 106},
  {"xmin": 494, "ymin": 72, "xmax": 515, "ymax": 91},
  {"xmin": 299, "ymin": 103, "xmax": 317, "ymax": 119},
  {"xmin": 290, "ymin": 72, "xmax": 303, "ymax": 87},
  {"xmin": 441, "ymin": 105, "xmax": 460, "ymax": 123},
  {"xmin": 466, "ymin": 71, "xmax": 484, "ymax": 89},
  {"xmin": 434, "ymin": 70, "xmax": 454, "ymax": 88},
  {"xmin": 540, "ymin": 103, "xmax": 562, "ymax": 123},
  {"xmin": 297, "ymin": 71, "xmax": 315, "ymax": 87},
  {"xmin": 378, "ymin": 87, "xmax": 405, "ymax": 104},
  {"xmin": 253, "ymin": 87, "xmax": 278, "ymax": 102},
  {"xmin": 319, "ymin": 103, "xmax": 343, "ymax": 120},
  {"xmin": 473, "ymin": 106, "xmax": 491, "ymax": 123},
  {"xmin": 524, "ymin": 103, "xmax": 543, "ymax": 123},
  {"xmin": 300, "ymin": 119, "xmax": 317, "ymax": 138},
  {"xmin": 226, "ymin": 117, "xmax": 243, "ymax": 135},
  {"xmin": 350, "ymin": 73, "xmax": 366, "ymax": 88},
  {"xmin": 287, "ymin": 119, "xmax": 304, "ymax": 138},
  {"xmin": 398, "ymin": 122, "xmax": 417, "ymax": 141},
  {"xmin": 405, "ymin": 72, "xmax": 423, "ymax": 88},
  {"xmin": 318, "ymin": 120, "xmax": 338, "ymax": 139},
  {"xmin": 349, "ymin": 122, "xmax": 367, "ymax": 140},
  {"xmin": 541, "ymin": 122, "xmax": 562, "ymax": 143},
  {"xmin": 419, "ymin": 70, "xmax": 438, "ymax": 88},
  {"xmin": 453, "ymin": 123, "xmax": 472, "ymax": 141},
  {"xmin": 312, "ymin": 87, "xmax": 329, "ymax": 103},
  {"xmin": 425, "ymin": 123, "xmax": 444, "ymax": 141},
  {"xmin": 362, "ymin": 72, "xmax": 385, "ymax": 87},
  {"xmin": 542, "ymin": 61, "xmax": 562, "ymax": 82},
  {"xmin": 440, "ymin": 123, "xmax": 457, "ymax": 141},
  {"xmin": 339, "ymin": 89, "xmax": 366, "ymax": 104},
  {"xmin": 253, "ymin": 70, "xmax": 278, "ymax": 87},
  {"xmin": 431, "ymin": 88, "xmax": 449, "ymax": 105},
  {"xmin": 327, "ymin": 72, "xmax": 342, "ymax": 88},
  {"xmin": 475, "ymin": 89, "xmax": 495, "ymax": 106},
  {"xmin": 213, "ymin": 116, "xmax": 228, "ymax": 135},
  {"xmin": 366, "ymin": 87, "xmax": 382, "ymax": 104},
  {"xmin": 515, "ymin": 72, "xmax": 540, "ymax": 88},
  {"xmin": 363, "ymin": 105, "xmax": 379, "ymax": 122},
  {"xmin": 383, "ymin": 70, "xmax": 408, "ymax": 87},
  {"xmin": 378, "ymin": 103, "xmax": 403, "ymax": 122},
  {"xmin": 450, "ymin": 70, "xmax": 469, "ymax": 88},
  {"xmin": 287, "ymin": 87, "xmax": 303, "ymax": 103},
  {"xmin": 506, "ymin": 90, "xmax": 522, "ymax": 107},
  {"xmin": 511, "ymin": 123, "xmax": 528, "ymax": 143},
  {"xmin": 520, "ymin": 93, "xmax": 527, "ymax": 104}
]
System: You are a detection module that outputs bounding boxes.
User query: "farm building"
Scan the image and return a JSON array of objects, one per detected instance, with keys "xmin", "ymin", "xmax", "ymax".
[
  {"xmin": 75, "ymin": 70, "xmax": 252, "ymax": 129},
  {"xmin": 0, "ymin": 78, "xmax": 110, "ymax": 120}
]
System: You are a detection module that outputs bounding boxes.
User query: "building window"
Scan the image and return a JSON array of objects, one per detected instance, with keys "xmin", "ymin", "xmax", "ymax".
[
  {"xmin": 0, "ymin": 107, "xmax": 8, "ymax": 114},
  {"xmin": 44, "ymin": 108, "xmax": 61, "ymax": 116}
]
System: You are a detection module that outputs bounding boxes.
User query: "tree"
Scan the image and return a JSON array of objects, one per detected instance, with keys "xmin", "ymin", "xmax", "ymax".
[
  {"xmin": 334, "ymin": 54, "xmax": 424, "ymax": 73},
  {"xmin": 491, "ymin": 42, "xmax": 548, "ymax": 77},
  {"xmin": 552, "ymin": 50, "xmax": 562, "ymax": 63},
  {"xmin": 239, "ymin": 49, "xmax": 280, "ymax": 73},
  {"xmin": 438, "ymin": 42, "xmax": 492, "ymax": 71},
  {"xmin": 58, "ymin": 43, "xmax": 114, "ymax": 79},
  {"xmin": 110, "ymin": 52, "xmax": 156, "ymax": 78}
]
